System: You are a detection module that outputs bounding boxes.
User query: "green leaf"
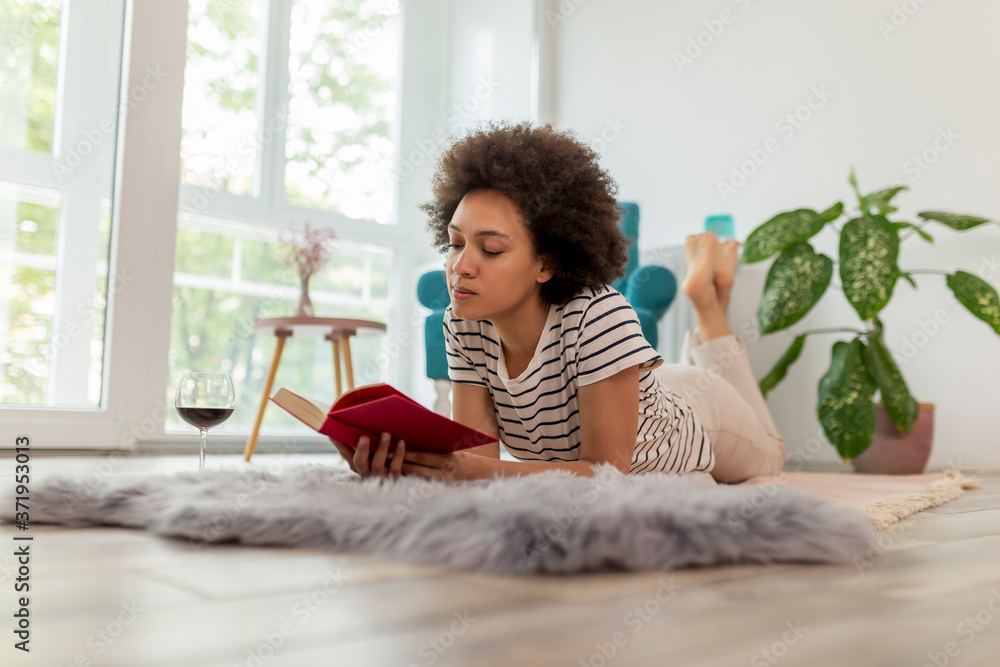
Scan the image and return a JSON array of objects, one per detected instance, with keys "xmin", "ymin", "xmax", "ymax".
[
  {"xmin": 864, "ymin": 331, "xmax": 918, "ymax": 434},
  {"xmin": 757, "ymin": 244, "xmax": 834, "ymax": 334},
  {"xmin": 819, "ymin": 202, "xmax": 844, "ymax": 222},
  {"xmin": 817, "ymin": 340, "xmax": 877, "ymax": 460},
  {"xmin": 892, "ymin": 221, "xmax": 934, "ymax": 243},
  {"xmin": 917, "ymin": 211, "xmax": 993, "ymax": 231},
  {"xmin": 946, "ymin": 270, "xmax": 1000, "ymax": 335},
  {"xmin": 742, "ymin": 208, "xmax": 835, "ymax": 264},
  {"xmin": 839, "ymin": 215, "xmax": 899, "ymax": 320},
  {"xmin": 758, "ymin": 335, "xmax": 806, "ymax": 399},
  {"xmin": 861, "ymin": 186, "xmax": 907, "ymax": 215},
  {"xmin": 899, "ymin": 271, "xmax": 917, "ymax": 289}
]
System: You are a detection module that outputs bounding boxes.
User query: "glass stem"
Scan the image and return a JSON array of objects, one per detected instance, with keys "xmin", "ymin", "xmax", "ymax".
[{"xmin": 199, "ymin": 428, "xmax": 208, "ymax": 471}]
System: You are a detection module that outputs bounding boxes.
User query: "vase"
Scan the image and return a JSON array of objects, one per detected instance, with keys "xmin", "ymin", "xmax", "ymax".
[
  {"xmin": 294, "ymin": 277, "xmax": 314, "ymax": 317},
  {"xmin": 849, "ymin": 402, "xmax": 934, "ymax": 474}
]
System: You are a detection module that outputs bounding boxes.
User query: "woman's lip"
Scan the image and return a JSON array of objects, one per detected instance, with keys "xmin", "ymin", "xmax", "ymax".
[{"xmin": 452, "ymin": 288, "xmax": 475, "ymax": 299}]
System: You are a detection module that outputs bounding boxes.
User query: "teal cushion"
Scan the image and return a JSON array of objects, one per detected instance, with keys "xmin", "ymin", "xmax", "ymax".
[
  {"xmin": 417, "ymin": 270, "xmax": 449, "ymax": 310},
  {"xmin": 626, "ymin": 266, "xmax": 676, "ymax": 319}
]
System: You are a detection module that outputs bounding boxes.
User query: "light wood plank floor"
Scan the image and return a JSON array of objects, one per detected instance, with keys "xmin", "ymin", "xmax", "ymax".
[{"xmin": 1, "ymin": 453, "xmax": 999, "ymax": 667}]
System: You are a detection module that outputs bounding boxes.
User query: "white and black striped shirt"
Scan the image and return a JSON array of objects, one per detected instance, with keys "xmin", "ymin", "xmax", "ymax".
[{"xmin": 444, "ymin": 286, "xmax": 714, "ymax": 475}]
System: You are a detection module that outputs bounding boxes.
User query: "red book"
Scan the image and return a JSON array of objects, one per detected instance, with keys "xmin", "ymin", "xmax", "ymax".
[{"xmin": 269, "ymin": 383, "xmax": 498, "ymax": 453}]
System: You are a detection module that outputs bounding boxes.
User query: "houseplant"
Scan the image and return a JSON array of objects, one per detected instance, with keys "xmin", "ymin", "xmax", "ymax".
[
  {"xmin": 278, "ymin": 221, "xmax": 337, "ymax": 317},
  {"xmin": 742, "ymin": 170, "xmax": 999, "ymax": 470}
]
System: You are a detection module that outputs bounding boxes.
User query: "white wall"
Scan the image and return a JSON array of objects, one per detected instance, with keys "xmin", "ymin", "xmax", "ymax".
[
  {"xmin": 403, "ymin": 0, "xmax": 538, "ymax": 408},
  {"xmin": 541, "ymin": 0, "xmax": 1000, "ymax": 469}
]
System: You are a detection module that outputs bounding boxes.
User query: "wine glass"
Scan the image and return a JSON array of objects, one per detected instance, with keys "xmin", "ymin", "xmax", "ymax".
[{"xmin": 175, "ymin": 372, "xmax": 236, "ymax": 471}]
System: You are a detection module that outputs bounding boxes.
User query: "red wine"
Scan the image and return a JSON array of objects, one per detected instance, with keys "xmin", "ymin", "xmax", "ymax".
[{"xmin": 177, "ymin": 407, "xmax": 234, "ymax": 429}]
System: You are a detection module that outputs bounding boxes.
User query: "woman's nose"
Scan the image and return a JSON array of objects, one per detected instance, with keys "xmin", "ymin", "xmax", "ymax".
[{"xmin": 451, "ymin": 249, "xmax": 475, "ymax": 276}]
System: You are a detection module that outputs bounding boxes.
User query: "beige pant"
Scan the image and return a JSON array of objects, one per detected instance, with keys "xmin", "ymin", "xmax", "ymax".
[{"xmin": 652, "ymin": 331, "xmax": 786, "ymax": 484}]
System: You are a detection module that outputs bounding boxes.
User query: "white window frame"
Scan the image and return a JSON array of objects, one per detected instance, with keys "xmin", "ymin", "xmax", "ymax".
[
  {"xmin": 1, "ymin": 0, "xmax": 455, "ymax": 451},
  {"xmin": 0, "ymin": 0, "xmax": 125, "ymax": 411}
]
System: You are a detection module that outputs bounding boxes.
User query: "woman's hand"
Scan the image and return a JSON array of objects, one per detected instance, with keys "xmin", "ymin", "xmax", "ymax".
[
  {"xmin": 331, "ymin": 433, "xmax": 483, "ymax": 481},
  {"xmin": 334, "ymin": 432, "xmax": 406, "ymax": 479}
]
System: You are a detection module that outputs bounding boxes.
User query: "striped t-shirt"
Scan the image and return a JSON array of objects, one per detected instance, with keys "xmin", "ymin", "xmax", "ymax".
[{"xmin": 444, "ymin": 285, "xmax": 715, "ymax": 475}]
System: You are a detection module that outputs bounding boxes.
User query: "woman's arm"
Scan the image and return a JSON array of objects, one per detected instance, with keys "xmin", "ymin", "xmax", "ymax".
[
  {"xmin": 460, "ymin": 366, "xmax": 638, "ymax": 474},
  {"xmin": 575, "ymin": 363, "xmax": 640, "ymax": 474},
  {"xmin": 451, "ymin": 382, "xmax": 500, "ymax": 459},
  {"xmin": 403, "ymin": 365, "xmax": 640, "ymax": 480}
]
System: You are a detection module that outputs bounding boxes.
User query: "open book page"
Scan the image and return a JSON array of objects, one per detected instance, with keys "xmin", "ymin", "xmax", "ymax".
[{"xmin": 269, "ymin": 388, "xmax": 331, "ymax": 431}]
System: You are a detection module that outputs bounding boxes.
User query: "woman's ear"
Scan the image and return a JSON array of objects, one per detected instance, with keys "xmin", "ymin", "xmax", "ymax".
[{"xmin": 536, "ymin": 262, "xmax": 555, "ymax": 285}]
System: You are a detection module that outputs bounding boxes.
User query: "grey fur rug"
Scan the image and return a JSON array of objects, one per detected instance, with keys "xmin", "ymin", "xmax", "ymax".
[{"xmin": 1, "ymin": 462, "xmax": 877, "ymax": 574}]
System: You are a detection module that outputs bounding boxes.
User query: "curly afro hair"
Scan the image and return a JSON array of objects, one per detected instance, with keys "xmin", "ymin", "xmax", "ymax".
[{"xmin": 421, "ymin": 122, "xmax": 628, "ymax": 305}]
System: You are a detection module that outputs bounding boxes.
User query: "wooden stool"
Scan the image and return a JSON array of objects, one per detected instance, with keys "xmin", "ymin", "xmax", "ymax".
[{"xmin": 242, "ymin": 316, "xmax": 386, "ymax": 461}]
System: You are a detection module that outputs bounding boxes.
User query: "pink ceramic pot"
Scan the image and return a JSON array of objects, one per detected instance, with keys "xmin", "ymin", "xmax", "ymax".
[{"xmin": 849, "ymin": 402, "xmax": 934, "ymax": 474}]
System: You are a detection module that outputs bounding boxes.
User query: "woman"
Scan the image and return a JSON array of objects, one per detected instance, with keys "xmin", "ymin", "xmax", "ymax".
[{"xmin": 335, "ymin": 123, "xmax": 785, "ymax": 483}]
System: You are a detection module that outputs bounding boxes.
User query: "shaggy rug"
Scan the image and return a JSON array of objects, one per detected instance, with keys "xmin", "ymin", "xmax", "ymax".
[{"xmin": 0, "ymin": 461, "xmax": 883, "ymax": 575}]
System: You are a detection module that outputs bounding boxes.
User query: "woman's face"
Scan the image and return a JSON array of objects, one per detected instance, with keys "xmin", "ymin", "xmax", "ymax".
[{"xmin": 445, "ymin": 189, "xmax": 553, "ymax": 322}]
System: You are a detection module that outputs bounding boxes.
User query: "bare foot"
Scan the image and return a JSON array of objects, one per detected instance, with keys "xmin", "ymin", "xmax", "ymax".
[
  {"xmin": 681, "ymin": 233, "xmax": 721, "ymax": 310},
  {"xmin": 714, "ymin": 239, "xmax": 741, "ymax": 311}
]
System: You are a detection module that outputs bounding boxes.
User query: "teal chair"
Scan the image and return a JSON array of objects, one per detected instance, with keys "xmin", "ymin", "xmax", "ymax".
[
  {"xmin": 609, "ymin": 202, "xmax": 677, "ymax": 349},
  {"xmin": 416, "ymin": 270, "xmax": 453, "ymax": 414},
  {"xmin": 418, "ymin": 202, "xmax": 676, "ymax": 408}
]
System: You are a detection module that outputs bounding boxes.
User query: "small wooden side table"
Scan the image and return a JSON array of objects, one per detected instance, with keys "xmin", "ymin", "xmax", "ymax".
[{"xmin": 243, "ymin": 316, "xmax": 386, "ymax": 461}]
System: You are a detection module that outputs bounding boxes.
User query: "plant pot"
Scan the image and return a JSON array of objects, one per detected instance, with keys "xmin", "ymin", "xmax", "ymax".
[
  {"xmin": 849, "ymin": 402, "xmax": 934, "ymax": 474},
  {"xmin": 294, "ymin": 277, "xmax": 314, "ymax": 317}
]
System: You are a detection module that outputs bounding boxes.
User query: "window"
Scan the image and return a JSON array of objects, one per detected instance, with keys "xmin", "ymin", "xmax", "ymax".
[
  {"xmin": 0, "ymin": 0, "xmax": 125, "ymax": 408},
  {"xmin": 168, "ymin": 0, "xmax": 400, "ymax": 434},
  {"xmin": 0, "ymin": 0, "xmax": 450, "ymax": 449},
  {"xmin": 166, "ymin": 216, "xmax": 392, "ymax": 433}
]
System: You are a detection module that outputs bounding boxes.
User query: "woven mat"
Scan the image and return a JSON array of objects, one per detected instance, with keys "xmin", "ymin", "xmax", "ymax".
[{"xmin": 737, "ymin": 469, "xmax": 982, "ymax": 530}]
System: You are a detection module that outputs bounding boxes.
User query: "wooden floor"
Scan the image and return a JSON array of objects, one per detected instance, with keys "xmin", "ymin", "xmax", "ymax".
[{"xmin": 1, "ymin": 454, "xmax": 999, "ymax": 667}]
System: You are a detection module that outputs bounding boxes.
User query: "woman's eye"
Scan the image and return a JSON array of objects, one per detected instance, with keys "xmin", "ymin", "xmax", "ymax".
[{"xmin": 447, "ymin": 243, "xmax": 500, "ymax": 257}]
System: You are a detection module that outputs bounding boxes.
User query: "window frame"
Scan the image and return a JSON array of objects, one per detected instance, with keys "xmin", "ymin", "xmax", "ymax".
[{"xmin": 1, "ymin": 0, "xmax": 451, "ymax": 451}]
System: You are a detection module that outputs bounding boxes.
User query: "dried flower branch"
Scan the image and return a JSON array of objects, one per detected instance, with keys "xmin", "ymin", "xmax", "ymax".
[{"xmin": 278, "ymin": 221, "xmax": 338, "ymax": 281}]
